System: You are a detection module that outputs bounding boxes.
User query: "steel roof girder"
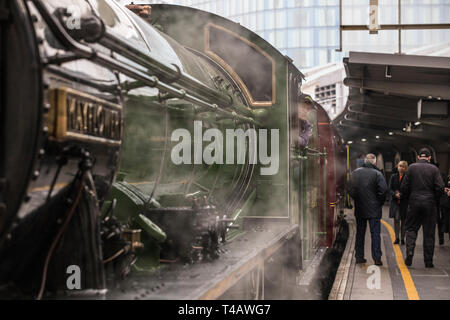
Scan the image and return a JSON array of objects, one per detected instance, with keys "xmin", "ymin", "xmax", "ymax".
[{"xmin": 343, "ymin": 77, "xmax": 450, "ymax": 100}]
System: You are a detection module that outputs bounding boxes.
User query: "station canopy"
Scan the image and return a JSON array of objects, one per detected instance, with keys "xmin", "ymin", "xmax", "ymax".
[{"xmin": 334, "ymin": 51, "xmax": 450, "ymax": 154}]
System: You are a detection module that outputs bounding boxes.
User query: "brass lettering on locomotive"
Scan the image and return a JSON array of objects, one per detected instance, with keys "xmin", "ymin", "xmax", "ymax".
[{"xmin": 49, "ymin": 87, "xmax": 122, "ymax": 145}]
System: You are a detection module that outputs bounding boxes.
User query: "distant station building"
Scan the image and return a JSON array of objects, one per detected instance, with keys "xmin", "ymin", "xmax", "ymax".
[{"xmin": 154, "ymin": 0, "xmax": 450, "ymax": 70}]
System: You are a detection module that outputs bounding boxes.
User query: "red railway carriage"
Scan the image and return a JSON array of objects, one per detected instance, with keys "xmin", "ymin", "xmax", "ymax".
[
  {"xmin": 296, "ymin": 94, "xmax": 346, "ymax": 259},
  {"xmin": 316, "ymin": 104, "xmax": 347, "ymax": 247}
]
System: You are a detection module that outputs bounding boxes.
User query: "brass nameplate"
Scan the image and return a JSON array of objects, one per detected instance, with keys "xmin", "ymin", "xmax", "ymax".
[{"xmin": 49, "ymin": 87, "xmax": 122, "ymax": 145}]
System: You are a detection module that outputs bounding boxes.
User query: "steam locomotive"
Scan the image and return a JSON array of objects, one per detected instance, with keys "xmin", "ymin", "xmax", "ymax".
[{"xmin": 0, "ymin": 1, "xmax": 348, "ymax": 299}]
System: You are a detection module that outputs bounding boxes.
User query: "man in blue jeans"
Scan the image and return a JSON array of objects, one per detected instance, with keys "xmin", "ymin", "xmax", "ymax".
[{"xmin": 348, "ymin": 153, "xmax": 388, "ymax": 266}]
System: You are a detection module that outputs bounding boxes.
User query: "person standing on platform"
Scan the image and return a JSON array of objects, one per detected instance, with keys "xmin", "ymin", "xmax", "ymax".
[
  {"xmin": 435, "ymin": 164, "xmax": 450, "ymax": 245},
  {"xmin": 439, "ymin": 175, "xmax": 450, "ymax": 244},
  {"xmin": 348, "ymin": 153, "xmax": 388, "ymax": 266},
  {"xmin": 389, "ymin": 161, "xmax": 409, "ymax": 245},
  {"xmin": 400, "ymin": 148, "xmax": 445, "ymax": 268}
]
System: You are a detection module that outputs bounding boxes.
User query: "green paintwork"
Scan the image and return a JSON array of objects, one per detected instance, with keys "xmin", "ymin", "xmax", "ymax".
[
  {"xmin": 100, "ymin": 4, "xmax": 325, "ymax": 270},
  {"xmin": 102, "ymin": 181, "xmax": 165, "ymax": 240},
  {"xmin": 136, "ymin": 214, "xmax": 167, "ymax": 243}
]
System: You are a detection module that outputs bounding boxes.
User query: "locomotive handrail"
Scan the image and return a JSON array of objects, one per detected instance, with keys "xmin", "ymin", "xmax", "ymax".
[
  {"xmin": 99, "ymin": 31, "xmax": 256, "ymax": 119},
  {"xmin": 305, "ymin": 146, "xmax": 327, "ymax": 156},
  {"xmin": 31, "ymin": 0, "xmax": 261, "ymax": 126}
]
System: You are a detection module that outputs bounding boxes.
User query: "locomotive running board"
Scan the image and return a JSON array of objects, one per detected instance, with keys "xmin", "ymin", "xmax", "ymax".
[
  {"xmin": 193, "ymin": 224, "xmax": 298, "ymax": 300},
  {"xmin": 105, "ymin": 224, "xmax": 299, "ymax": 300}
]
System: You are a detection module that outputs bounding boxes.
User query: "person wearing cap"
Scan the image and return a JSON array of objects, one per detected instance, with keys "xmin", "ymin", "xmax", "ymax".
[
  {"xmin": 348, "ymin": 153, "xmax": 388, "ymax": 266},
  {"xmin": 400, "ymin": 148, "xmax": 445, "ymax": 268}
]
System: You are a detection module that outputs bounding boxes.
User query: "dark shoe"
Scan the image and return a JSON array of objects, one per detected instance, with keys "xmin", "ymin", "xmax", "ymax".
[
  {"xmin": 425, "ymin": 262, "xmax": 434, "ymax": 268},
  {"xmin": 393, "ymin": 239, "xmax": 400, "ymax": 244},
  {"xmin": 439, "ymin": 238, "xmax": 444, "ymax": 245},
  {"xmin": 374, "ymin": 260, "xmax": 383, "ymax": 266},
  {"xmin": 405, "ymin": 255, "xmax": 413, "ymax": 266},
  {"xmin": 401, "ymin": 240, "xmax": 405, "ymax": 245},
  {"xmin": 355, "ymin": 258, "xmax": 367, "ymax": 264}
]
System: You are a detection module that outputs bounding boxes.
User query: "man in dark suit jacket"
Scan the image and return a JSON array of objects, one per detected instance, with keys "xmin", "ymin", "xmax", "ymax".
[
  {"xmin": 401, "ymin": 148, "xmax": 445, "ymax": 268},
  {"xmin": 349, "ymin": 153, "xmax": 388, "ymax": 266}
]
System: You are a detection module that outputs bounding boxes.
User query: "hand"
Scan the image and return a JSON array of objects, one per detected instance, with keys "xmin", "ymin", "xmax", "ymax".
[
  {"xmin": 395, "ymin": 191, "xmax": 401, "ymax": 199},
  {"xmin": 446, "ymin": 187, "xmax": 450, "ymax": 196}
]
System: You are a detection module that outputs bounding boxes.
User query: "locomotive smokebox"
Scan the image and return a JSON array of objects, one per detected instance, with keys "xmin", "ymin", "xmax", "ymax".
[{"xmin": 0, "ymin": 0, "xmax": 43, "ymax": 243}]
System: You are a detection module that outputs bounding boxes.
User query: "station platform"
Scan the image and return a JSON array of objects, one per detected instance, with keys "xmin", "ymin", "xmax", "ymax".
[{"xmin": 330, "ymin": 206, "xmax": 450, "ymax": 300}]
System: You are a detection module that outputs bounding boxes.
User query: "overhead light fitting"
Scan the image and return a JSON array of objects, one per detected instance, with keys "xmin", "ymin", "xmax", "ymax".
[
  {"xmin": 385, "ymin": 65, "xmax": 392, "ymax": 78},
  {"xmin": 375, "ymin": 135, "xmax": 380, "ymax": 139},
  {"xmin": 406, "ymin": 122, "xmax": 412, "ymax": 132},
  {"xmin": 347, "ymin": 141, "xmax": 353, "ymax": 144},
  {"xmin": 414, "ymin": 121, "xmax": 421, "ymax": 126},
  {"xmin": 361, "ymin": 138, "xmax": 367, "ymax": 142},
  {"xmin": 389, "ymin": 132, "xmax": 394, "ymax": 136}
]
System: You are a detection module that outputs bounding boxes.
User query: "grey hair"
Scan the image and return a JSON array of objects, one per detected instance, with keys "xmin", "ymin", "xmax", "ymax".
[{"xmin": 364, "ymin": 153, "xmax": 377, "ymax": 165}]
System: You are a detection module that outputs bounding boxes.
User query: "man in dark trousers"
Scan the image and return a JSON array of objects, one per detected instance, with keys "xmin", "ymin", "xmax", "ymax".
[
  {"xmin": 400, "ymin": 148, "xmax": 445, "ymax": 268},
  {"xmin": 349, "ymin": 153, "xmax": 388, "ymax": 266},
  {"xmin": 440, "ymin": 176, "xmax": 450, "ymax": 243}
]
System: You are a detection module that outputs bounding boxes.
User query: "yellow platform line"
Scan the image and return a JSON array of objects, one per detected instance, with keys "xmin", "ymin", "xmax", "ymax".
[
  {"xmin": 30, "ymin": 183, "xmax": 68, "ymax": 193},
  {"xmin": 381, "ymin": 219, "xmax": 420, "ymax": 300}
]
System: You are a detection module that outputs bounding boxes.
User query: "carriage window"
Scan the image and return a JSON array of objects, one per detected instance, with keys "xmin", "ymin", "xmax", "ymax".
[{"xmin": 205, "ymin": 24, "xmax": 275, "ymax": 107}]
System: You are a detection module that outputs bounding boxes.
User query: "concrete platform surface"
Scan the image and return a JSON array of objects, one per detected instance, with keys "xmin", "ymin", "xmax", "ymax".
[{"xmin": 332, "ymin": 206, "xmax": 450, "ymax": 300}]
